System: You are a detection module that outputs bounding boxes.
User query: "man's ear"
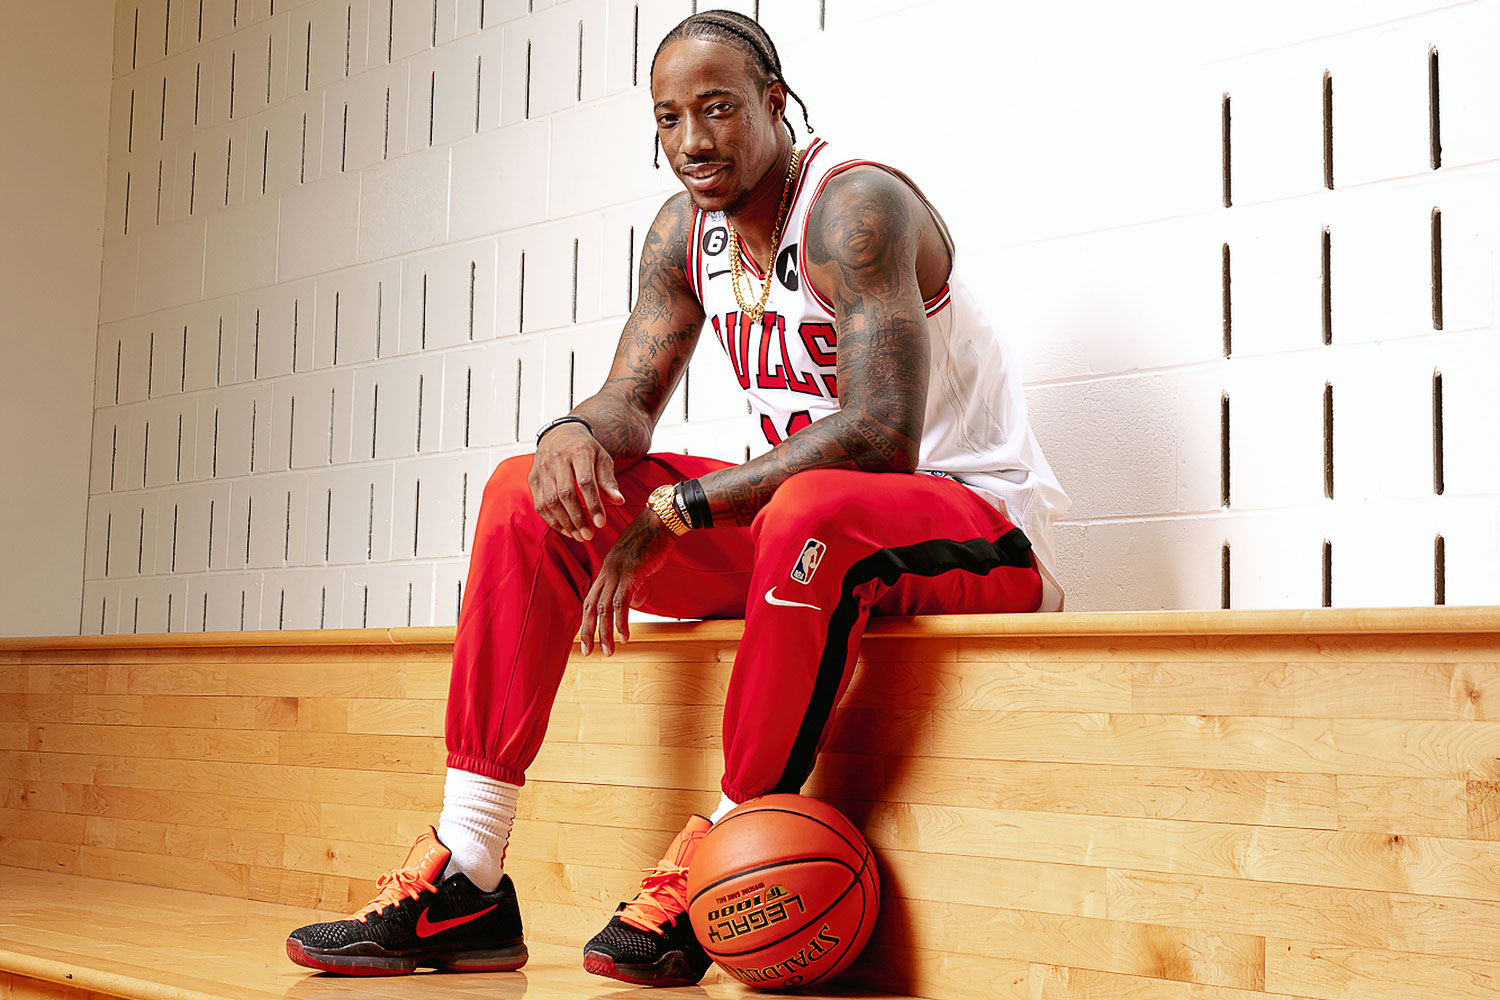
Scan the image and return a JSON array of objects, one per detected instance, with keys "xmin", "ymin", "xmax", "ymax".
[{"xmin": 766, "ymin": 80, "xmax": 788, "ymax": 124}]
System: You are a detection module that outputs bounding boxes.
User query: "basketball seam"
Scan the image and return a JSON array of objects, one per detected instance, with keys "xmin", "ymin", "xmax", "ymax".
[
  {"xmin": 706, "ymin": 806, "xmax": 865, "ymax": 864},
  {"xmin": 700, "ymin": 856, "xmax": 867, "ymax": 961},
  {"xmin": 688, "ymin": 856, "xmax": 854, "ymax": 908}
]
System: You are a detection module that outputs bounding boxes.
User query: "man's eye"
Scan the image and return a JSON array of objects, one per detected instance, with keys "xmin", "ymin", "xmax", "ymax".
[
  {"xmin": 656, "ymin": 116, "xmax": 678, "ymax": 127},
  {"xmin": 708, "ymin": 104, "xmax": 733, "ymax": 116}
]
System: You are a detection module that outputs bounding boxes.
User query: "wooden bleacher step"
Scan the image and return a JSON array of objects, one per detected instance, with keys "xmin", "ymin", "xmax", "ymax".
[{"xmin": 5, "ymin": 608, "xmax": 1500, "ymax": 999}]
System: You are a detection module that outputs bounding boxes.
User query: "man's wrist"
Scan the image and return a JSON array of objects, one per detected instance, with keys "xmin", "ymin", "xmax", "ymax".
[
  {"xmin": 647, "ymin": 485, "xmax": 691, "ymax": 536},
  {"xmin": 536, "ymin": 415, "xmax": 593, "ymax": 446}
]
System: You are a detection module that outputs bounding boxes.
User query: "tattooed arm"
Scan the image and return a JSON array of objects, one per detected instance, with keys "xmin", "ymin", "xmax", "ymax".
[
  {"xmin": 698, "ymin": 167, "xmax": 932, "ymax": 525},
  {"xmin": 529, "ymin": 192, "xmax": 704, "ymax": 542}
]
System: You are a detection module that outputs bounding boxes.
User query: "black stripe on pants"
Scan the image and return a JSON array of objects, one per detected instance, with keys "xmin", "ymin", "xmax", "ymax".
[{"xmin": 772, "ymin": 527, "xmax": 1036, "ymax": 794}]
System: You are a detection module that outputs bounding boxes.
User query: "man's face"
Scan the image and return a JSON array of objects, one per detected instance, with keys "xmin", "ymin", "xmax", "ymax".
[{"xmin": 651, "ymin": 38, "xmax": 787, "ymax": 215}]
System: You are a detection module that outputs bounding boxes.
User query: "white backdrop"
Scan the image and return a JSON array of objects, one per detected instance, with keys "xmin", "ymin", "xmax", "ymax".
[{"xmin": 81, "ymin": 0, "xmax": 1500, "ymax": 632}]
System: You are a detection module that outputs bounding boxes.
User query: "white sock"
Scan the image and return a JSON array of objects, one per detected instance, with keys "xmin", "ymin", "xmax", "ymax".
[
  {"xmin": 709, "ymin": 792, "xmax": 739, "ymax": 824},
  {"xmin": 436, "ymin": 769, "xmax": 519, "ymax": 892}
]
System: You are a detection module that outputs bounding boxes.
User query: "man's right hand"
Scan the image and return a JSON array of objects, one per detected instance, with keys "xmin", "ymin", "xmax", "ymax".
[{"xmin": 528, "ymin": 424, "xmax": 625, "ymax": 542}]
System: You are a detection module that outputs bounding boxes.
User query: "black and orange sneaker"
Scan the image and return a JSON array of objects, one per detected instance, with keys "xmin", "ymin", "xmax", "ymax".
[
  {"xmin": 583, "ymin": 814, "xmax": 714, "ymax": 987},
  {"xmin": 285, "ymin": 826, "xmax": 526, "ymax": 976}
]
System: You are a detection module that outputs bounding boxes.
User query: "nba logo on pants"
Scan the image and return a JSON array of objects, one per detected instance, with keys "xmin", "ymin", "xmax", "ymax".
[{"xmin": 790, "ymin": 539, "xmax": 827, "ymax": 584}]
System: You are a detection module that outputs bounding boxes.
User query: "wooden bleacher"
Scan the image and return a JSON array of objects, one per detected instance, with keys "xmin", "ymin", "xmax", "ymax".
[{"xmin": 3, "ymin": 608, "xmax": 1500, "ymax": 1000}]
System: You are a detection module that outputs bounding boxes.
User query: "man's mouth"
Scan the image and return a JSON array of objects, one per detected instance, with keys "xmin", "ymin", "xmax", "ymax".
[{"xmin": 680, "ymin": 162, "xmax": 730, "ymax": 192}]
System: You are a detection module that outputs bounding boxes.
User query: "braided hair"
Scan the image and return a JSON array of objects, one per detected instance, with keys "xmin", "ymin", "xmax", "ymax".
[{"xmin": 648, "ymin": 9, "xmax": 814, "ymax": 168}]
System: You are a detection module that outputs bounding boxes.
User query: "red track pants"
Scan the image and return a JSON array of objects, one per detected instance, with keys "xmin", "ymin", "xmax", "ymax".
[{"xmin": 446, "ymin": 453, "xmax": 1042, "ymax": 803}]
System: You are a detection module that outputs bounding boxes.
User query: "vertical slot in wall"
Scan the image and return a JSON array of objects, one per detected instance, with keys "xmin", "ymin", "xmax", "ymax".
[
  {"xmin": 1220, "ymin": 393, "xmax": 1230, "ymax": 507},
  {"xmin": 1429, "ymin": 46, "xmax": 1442, "ymax": 169},
  {"xmin": 1432, "ymin": 369, "xmax": 1444, "ymax": 495},
  {"xmin": 1220, "ymin": 542, "xmax": 1230, "ymax": 609},
  {"xmin": 1322, "ymin": 382, "xmax": 1334, "ymax": 499},
  {"xmin": 1320, "ymin": 227, "xmax": 1332, "ymax": 345},
  {"xmin": 1221, "ymin": 93, "xmax": 1231, "ymax": 208},
  {"xmin": 1322, "ymin": 71, "xmax": 1334, "ymax": 189},
  {"xmin": 1431, "ymin": 207, "xmax": 1444, "ymax": 330},
  {"xmin": 1321, "ymin": 540, "xmax": 1332, "ymax": 607},
  {"xmin": 1434, "ymin": 534, "xmax": 1446, "ymax": 605},
  {"xmin": 1221, "ymin": 243, "xmax": 1231, "ymax": 357}
]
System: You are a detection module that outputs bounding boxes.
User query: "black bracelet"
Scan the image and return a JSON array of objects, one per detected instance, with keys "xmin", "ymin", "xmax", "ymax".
[
  {"xmin": 535, "ymin": 416, "xmax": 593, "ymax": 446},
  {"xmin": 671, "ymin": 486, "xmax": 694, "ymax": 530},
  {"xmin": 679, "ymin": 478, "xmax": 713, "ymax": 529}
]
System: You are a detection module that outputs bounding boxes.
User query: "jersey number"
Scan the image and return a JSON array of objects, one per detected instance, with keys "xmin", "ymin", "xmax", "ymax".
[{"xmin": 761, "ymin": 410, "xmax": 812, "ymax": 447}]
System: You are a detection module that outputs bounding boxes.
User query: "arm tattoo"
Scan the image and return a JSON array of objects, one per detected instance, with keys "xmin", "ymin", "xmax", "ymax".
[
  {"xmin": 570, "ymin": 192, "xmax": 704, "ymax": 465},
  {"xmin": 700, "ymin": 168, "xmax": 933, "ymax": 526}
]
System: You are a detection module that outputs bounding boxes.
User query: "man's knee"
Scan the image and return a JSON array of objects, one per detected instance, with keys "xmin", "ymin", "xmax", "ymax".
[
  {"xmin": 755, "ymin": 468, "xmax": 878, "ymax": 540},
  {"xmin": 475, "ymin": 454, "xmax": 542, "ymax": 538}
]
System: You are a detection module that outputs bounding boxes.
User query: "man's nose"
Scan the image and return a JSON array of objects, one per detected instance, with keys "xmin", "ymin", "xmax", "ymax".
[{"xmin": 680, "ymin": 113, "xmax": 714, "ymax": 156}]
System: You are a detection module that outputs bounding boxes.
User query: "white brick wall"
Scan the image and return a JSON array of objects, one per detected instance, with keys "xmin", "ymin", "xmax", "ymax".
[{"xmin": 80, "ymin": 0, "xmax": 1500, "ymax": 632}]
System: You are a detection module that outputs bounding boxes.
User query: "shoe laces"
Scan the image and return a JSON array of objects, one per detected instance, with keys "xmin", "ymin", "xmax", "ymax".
[
  {"xmin": 617, "ymin": 861, "xmax": 691, "ymax": 934},
  {"xmin": 351, "ymin": 866, "xmax": 438, "ymax": 923}
]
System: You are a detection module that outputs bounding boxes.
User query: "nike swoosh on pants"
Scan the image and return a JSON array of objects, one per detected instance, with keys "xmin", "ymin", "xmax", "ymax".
[{"xmin": 764, "ymin": 587, "xmax": 822, "ymax": 611}]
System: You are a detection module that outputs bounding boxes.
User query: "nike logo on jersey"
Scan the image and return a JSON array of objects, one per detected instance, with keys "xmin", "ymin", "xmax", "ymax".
[
  {"xmin": 416, "ymin": 905, "xmax": 498, "ymax": 938},
  {"xmin": 765, "ymin": 588, "xmax": 822, "ymax": 611}
]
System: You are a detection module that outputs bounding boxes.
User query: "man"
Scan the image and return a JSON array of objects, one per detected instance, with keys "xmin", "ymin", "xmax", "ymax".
[{"xmin": 286, "ymin": 9, "xmax": 1067, "ymax": 988}]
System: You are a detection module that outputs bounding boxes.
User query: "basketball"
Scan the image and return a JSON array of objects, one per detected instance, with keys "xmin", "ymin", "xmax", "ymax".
[{"xmin": 686, "ymin": 795, "xmax": 879, "ymax": 991}]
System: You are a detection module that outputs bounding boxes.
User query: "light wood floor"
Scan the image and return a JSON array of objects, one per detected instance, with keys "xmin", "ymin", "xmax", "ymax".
[{"xmin": 0, "ymin": 866, "xmax": 905, "ymax": 1000}]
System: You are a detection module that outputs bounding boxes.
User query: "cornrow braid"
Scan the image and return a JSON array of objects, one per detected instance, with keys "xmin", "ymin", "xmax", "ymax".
[{"xmin": 648, "ymin": 9, "xmax": 814, "ymax": 168}]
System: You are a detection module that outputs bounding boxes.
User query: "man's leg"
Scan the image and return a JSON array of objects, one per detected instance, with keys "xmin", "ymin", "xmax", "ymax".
[
  {"xmin": 582, "ymin": 469, "xmax": 1041, "ymax": 990},
  {"xmin": 286, "ymin": 452, "xmax": 751, "ymax": 977},
  {"xmin": 721, "ymin": 469, "xmax": 1042, "ymax": 803}
]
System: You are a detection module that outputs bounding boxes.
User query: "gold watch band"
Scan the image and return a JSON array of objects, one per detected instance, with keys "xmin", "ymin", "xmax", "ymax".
[{"xmin": 647, "ymin": 485, "xmax": 690, "ymax": 536}]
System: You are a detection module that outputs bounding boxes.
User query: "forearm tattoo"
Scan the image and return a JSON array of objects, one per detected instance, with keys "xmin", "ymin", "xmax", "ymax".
[
  {"xmin": 572, "ymin": 192, "xmax": 704, "ymax": 465},
  {"xmin": 701, "ymin": 169, "xmax": 932, "ymax": 527}
]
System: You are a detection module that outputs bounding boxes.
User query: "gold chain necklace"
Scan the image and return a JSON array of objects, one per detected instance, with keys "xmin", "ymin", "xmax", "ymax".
[{"xmin": 725, "ymin": 144, "xmax": 802, "ymax": 324}]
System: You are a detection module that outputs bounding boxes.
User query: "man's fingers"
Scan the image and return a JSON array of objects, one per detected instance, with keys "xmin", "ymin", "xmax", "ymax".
[
  {"xmin": 553, "ymin": 483, "xmax": 590, "ymax": 540},
  {"xmin": 573, "ymin": 455, "xmax": 607, "ymax": 529},
  {"xmin": 597, "ymin": 453, "xmax": 625, "ymax": 506},
  {"xmin": 615, "ymin": 593, "xmax": 631, "ymax": 646},
  {"xmin": 579, "ymin": 578, "xmax": 602, "ymax": 656}
]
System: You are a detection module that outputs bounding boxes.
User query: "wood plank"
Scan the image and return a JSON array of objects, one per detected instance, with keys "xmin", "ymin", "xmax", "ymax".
[
  {"xmin": 0, "ymin": 695, "xmax": 143, "ymax": 726},
  {"xmin": 1468, "ymin": 781, "xmax": 1500, "ymax": 841},
  {"xmin": 1131, "ymin": 660, "xmax": 1500, "ymax": 721},
  {"xmin": 809, "ymin": 754, "xmax": 1339, "ymax": 829},
  {"xmin": 1107, "ymin": 868, "xmax": 1500, "ymax": 963},
  {"xmin": 76, "ymin": 845, "xmax": 249, "ymax": 897},
  {"xmin": 856, "ymin": 801, "xmax": 1500, "ymax": 901},
  {"xmin": 224, "ymin": 662, "xmax": 405, "ymax": 698},
  {"xmin": 30, "ymin": 725, "xmax": 277, "ymax": 765},
  {"xmin": 139, "ymin": 695, "xmax": 299, "ymax": 730},
  {"xmin": 844, "ymin": 658, "xmax": 1135, "ymax": 713},
  {"xmin": 876, "ymin": 848, "xmax": 1105, "ymax": 917},
  {"xmin": 6, "ymin": 607, "xmax": 1500, "ymax": 653},
  {"xmin": 919, "ymin": 711, "xmax": 1500, "ymax": 780},
  {"xmin": 1336, "ymin": 775, "xmax": 1467, "ymax": 837},
  {"xmin": 275, "ymin": 732, "xmax": 434, "ymax": 772},
  {"xmin": 81, "ymin": 816, "xmax": 284, "ymax": 868},
  {"xmin": 1030, "ymin": 963, "xmax": 1319, "ymax": 999},
  {"xmin": 867, "ymin": 897, "xmax": 1264, "ymax": 991},
  {"xmin": 0, "ymin": 810, "xmax": 86, "ymax": 845},
  {"xmin": 76, "ymin": 785, "xmax": 321, "ymax": 838},
  {"xmin": 1266, "ymin": 938, "xmax": 1500, "ymax": 1000}
]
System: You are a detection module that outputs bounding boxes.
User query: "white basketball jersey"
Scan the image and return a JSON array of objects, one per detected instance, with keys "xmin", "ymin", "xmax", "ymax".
[{"xmin": 685, "ymin": 138, "xmax": 1070, "ymax": 588}]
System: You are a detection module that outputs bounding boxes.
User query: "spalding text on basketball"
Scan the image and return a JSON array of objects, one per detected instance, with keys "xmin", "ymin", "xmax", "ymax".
[{"xmin": 723, "ymin": 924, "xmax": 842, "ymax": 985}]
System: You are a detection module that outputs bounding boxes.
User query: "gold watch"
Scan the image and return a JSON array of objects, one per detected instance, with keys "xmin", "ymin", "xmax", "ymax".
[{"xmin": 647, "ymin": 485, "xmax": 690, "ymax": 536}]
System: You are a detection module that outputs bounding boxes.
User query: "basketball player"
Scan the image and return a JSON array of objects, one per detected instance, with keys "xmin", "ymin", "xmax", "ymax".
[{"xmin": 286, "ymin": 9, "xmax": 1068, "ymax": 987}]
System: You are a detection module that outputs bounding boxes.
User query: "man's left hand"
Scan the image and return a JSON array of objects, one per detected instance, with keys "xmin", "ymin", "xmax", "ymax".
[{"xmin": 579, "ymin": 509, "xmax": 678, "ymax": 657}]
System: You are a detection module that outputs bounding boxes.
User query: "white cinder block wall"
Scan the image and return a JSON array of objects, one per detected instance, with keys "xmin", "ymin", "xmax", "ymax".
[{"xmin": 81, "ymin": 0, "xmax": 1500, "ymax": 633}]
